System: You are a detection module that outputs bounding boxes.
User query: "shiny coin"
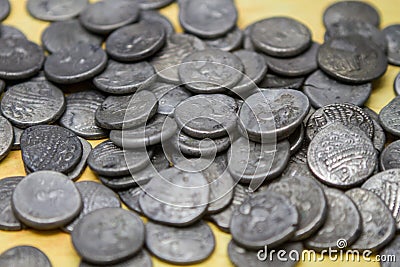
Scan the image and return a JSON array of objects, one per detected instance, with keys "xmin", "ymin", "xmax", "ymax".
[
  {"xmin": 0, "ymin": 0, "xmax": 10, "ymax": 21},
  {"xmin": 380, "ymin": 235, "xmax": 400, "ymax": 267},
  {"xmin": 0, "ymin": 176, "xmax": 24, "ymax": 231},
  {"xmin": 203, "ymin": 27, "xmax": 243, "ymax": 52},
  {"xmin": 0, "ymin": 246, "xmax": 51, "ymax": 267},
  {"xmin": 179, "ymin": 0, "xmax": 237, "ymax": 38},
  {"xmin": 12, "ymin": 126, "xmax": 23, "ymax": 150},
  {"xmin": 146, "ymin": 221, "xmax": 215, "ymax": 264},
  {"xmin": 94, "ymin": 60, "xmax": 156, "ymax": 95},
  {"xmin": 258, "ymin": 73, "xmax": 305, "ymax": 89},
  {"xmin": 305, "ymin": 188, "xmax": 362, "ymax": 252},
  {"xmin": 118, "ymin": 186, "xmax": 146, "ymax": 214},
  {"xmin": 380, "ymin": 141, "xmax": 400, "ymax": 171},
  {"xmin": 136, "ymin": 0, "xmax": 174, "ymax": 10},
  {"xmin": 79, "ymin": 250, "xmax": 152, "ymax": 267},
  {"xmin": 27, "ymin": 0, "xmax": 88, "ymax": 21},
  {"xmin": 288, "ymin": 124, "xmax": 305, "ymax": 155},
  {"xmin": 178, "ymin": 131, "xmax": 231, "ymax": 157},
  {"xmin": 379, "ymin": 96, "xmax": 400, "ymax": 137},
  {"xmin": 363, "ymin": 107, "xmax": 386, "ymax": 152},
  {"xmin": 67, "ymin": 138, "xmax": 92, "ymax": 181},
  {"xmin": 0, "ymin": 25, "xmax": 27, "ymax": 40},
  {"xmin": 12, "ymin": 171, "xmax": 82, "ymax": 230},
  {"xmin": 72, "ymin": 208, "xmax": 145, "ymax": 265},
  {"xmin": 0, "ymin": 116, "xmax": 13, "ymax": 162},
  {"xmin": 140, "ymin": 10, "xmax": 175, "ymax": 36},
  {"xmin": 383, "ymin": 24, "xmax": 400, "ymax": 66}
]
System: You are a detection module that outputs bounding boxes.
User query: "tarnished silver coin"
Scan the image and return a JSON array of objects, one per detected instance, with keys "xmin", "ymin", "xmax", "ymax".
[
  {"xmin": 363, "ymin": 107, "xmax": 386, "ymax": 152},
  {"xmin": 72, "ymin": 208, "xmax": 145, "ymax": 265},
  {"xmin": 230, "ymin": 190, "xmax": 298, "ymax": 249},
  {"xmin": 106, "ymin": 23, "xmax": 166, "ymax": 62},
  {"xmin": 383, "ymin": 24, "xmax": 400, "ymax": 66},
  {"xmin": 0, "ymin": 115, "xmax": 13, "ymax": 162},
  {"xmin": 95, "ymin": 90, "xmax": 158, "ymax": 130},
  {"xmin": 308, "ymin": 123, "xmax": 377, "ymax": 188},
  {"xmin": 380, "ymin": 235, "xmax": 400, "ymax": 267},
  {"xmin": 11, "ymin": 126, "xmax": 23, "ymax": 150},
  {"xmin": 243, "ymin": 24, "xmax": 255, "ymax": 51},
  {"xmin": 79, "ymin": 0, "xmax": 139, "ymax": 34},
  {"xmin": 80, "ymin": 250, "xmax": 152, "ymax": 267},
  {"xmin": 140, "ymin": 10, "xmax": 175, "ymax": 36},
  {"xmin": 67, "ymin": 138, "xmax": 92, "ymax": 181},
  {"xmin": 41, "ymin": 19, "xmax": 103, "ymax": 54},
  {"xmin": 0, "ymin": 38, "xmax": 44, "ymax": 80},
  {"xmin": 118, "ymin": 186, "xmax": 146, "ymax": 214},
  {"xmin": 136, "ymin": 0, "xmax": 174, "ymax": 10},
  {"xmin": 0, "ymin": 246, "xmax": 51, "ymax": 267},
  {"xmin": 149, "ymin": 33, "xmax": 206, "ymax": 84},
  {"xmin": 303, "ymin": 70, "xmax": 372, "ymax": 108},
  {"xmin": 179, "ymin": 0, "xmax": 237, "ymax": 38},
  {"xmin": 27, "ymin": 0, "xmax": 88, "ymax": 21},
  {"xmin": 12, "ymin": 171, "xmax": 82, "ymax": 230},
  {"xmin": 380, "ymin": 141, "xmax": 400, "ymax": 171},
  {"xmin": 178, "ymin": 131, "xmax": 231, "ymax": 157},
  {"xmin": 258, "ymin": 73, "xmax": 305, "ymax": 90},
  {"xmin": 305, "ymin": 188, "xmax": 362, "ymax": 252},
  {"xmin": 379, "ymin": 96, "xmax": 400, "ymax": 137},
  {"xmin": 288, "ymin": 124, "xmax": 305, "ymax": 155},
  {"xmin": 0, "ymin": 0, "xmax": 10, "ymax": 21},
  {"xmin": 62, "ymin": 181, "xmax": 121, "ymax": 233},
  {"xmin": 0, "ymin": 25, "xmax": 27, "ymax": 40},
  {"xmin": 146, "ymin": 221, "xmax": 215, "ymax": 264},
  {"xmin": 346, "ymin": 188, "xmax": 396, "ymax": 252},
  {"xmin": 395, "ymin": 72, "xmax": 400, "ymax": 95},
  {"xmin": 0, "ymin": 79, "xmax": 4, "ymax": 93},
  {"xmin": 203, "ymin": 27, "xmax": 243, "ymax": 52},
  {"xmin": 289, "ymin": 138, "xmax": 309, "ymax": 165},
  {"xmin": 94, "ymin": 60, "xmax": 156, "ymax": 95},
  {"xmin": 0, "ymin": 176, "xmax": 23, "ymax": 231},
  {"xmin": 174, "ymin": 94, "xmax": 238, "ymax": 138},
  {"xmin": 178, "ymin": 49, "xmax": 244, "ymax": 94},
  {"xmin": 251, "ymin": 17, "xmax": 312, "ymax": 57}
]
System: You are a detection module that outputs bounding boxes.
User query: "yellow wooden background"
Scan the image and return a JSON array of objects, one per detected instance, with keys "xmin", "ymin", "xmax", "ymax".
[{"xmin": 1, "ymin": 0, "xmax": 399, "ymax": 266}]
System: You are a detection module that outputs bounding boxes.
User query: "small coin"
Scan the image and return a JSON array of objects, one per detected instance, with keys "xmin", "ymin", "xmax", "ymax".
[
  {"xmin": 203, "ymin": 27, "xmax": 243, "ymax": 52},
  {"xmin": 0, "ymin": 38, "xmax": 44, "ymax": 80},
  {"xmin": 0, "ymin": 79, "xmax": 4, "ymax": 93},
  {"xmin": 178, "ymin": 131, "xmax": 231, "ymax": 157},
  {"xmin": 380, "ymin": 141, "xmax": 400, "ymax": 171},
  {"xmin": 0, "ymin": 246, "xmax": 52, "ymax": 267},
  {"xmin": 72, "ymin": 208, "xmax": 145, "ymax": 265},
  {"xmin": 12, "ymin": 171, "xmax": 82, "ymax": 230},
  {"xmin": 94, "ymin": 60, "xmax": 156, "ymax": 95},
  {"xmin": 80, "ymin": 250, "xmax": 152, "ymax": 267},
  {"xmin": 383, "ymin": 24, "xmax": 400, "ymax": 66},
  {"xmin": 0, "ymin": 116, "xmax": 13, "ymax": 162},
  {"xmin": 0, "ymin": 0, "xmax": 10, "ymax": 21},
  {"xmin": 27, "ymin": 0, "xmax": 88, "ymax": 21},
  {"xmin": 179, "ymin": 0, "xmax": 237, "ymax": 38},
  {"xmin": 346, "ymin": 188, "xmax": 396, "ymax": 252},
  {"xmin": 0, "ymin": 176, "xmax": 24, "ymax": 231},
  {"xmin": 363, "ymin": 107, "xmax": 386, "ymax": 152},
  {"xmin": 140, "ymin": 10, "xmax": 175, "ymax": 36},
  {"xmin": 118, "ymin": 186, "xmax": 146, "ymax": 214},
  {"xmin": 395, "ymin": 72, "xmax": 400, "ymax": 95},
  {"xmin": 380, "ymin": 235, "xmax": 400, "ymax": 267},
  {"xmin": 289, "ymin": 138, "xmax": 309, "ymax": 165},
  {"xmin": 243, "ymin": 24, "xmax": 255, "ymax": 51},
  {"xmin": 106, "ymin": 23, "xmax": 166, "ymax": 62},
  {"xmin": 44, "ymin": 43, "xmax": 107, "ymax": 84},
  {"xmin": 145, "ymin": 221, "xmax": 215, "ymax": 264},
  {"xmin": 11, "ymin": 126, "xmax": 23, "ymax": 150},
  {"xmin": 67, "ymin": 138, "xmax": 92, "ymax": 181},
  {"xmin": 136, "ymin": 0, "xmax": 174, "ymax": 10},
  {"xmin": 79, "ymin": 0, "xmax": 139, "ymax": 34},
  {"xmin": 258, "ymin": 73, "xmax": 305, "ymax": 89},
  {"xmin": 178, "ymin": 49, "xmax": 244, "ymax": 94},
  {"xmin": 379, "ymin": 96, "xmax": 400, "ymax": 137},
  {"xmin": 0, "ymin": 25, "xmax": 27, "ymax": 39},
  {"xmin": 288, "ymin": 123, "xmax": 305, "ymax": 155},
  {"xmin": 305, "ymin": 188, "xmax": 362, "ymax": 252}
]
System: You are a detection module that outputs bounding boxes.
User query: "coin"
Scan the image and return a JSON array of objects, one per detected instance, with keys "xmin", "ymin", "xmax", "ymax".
[
  {"xmin": 288, "ymin": 124, "xmax": 305, "ymax": 155},
  {"xmin": 140, "ymin": 10, "xmax": 175, "ymax": 36},
  {"xmin": 383, "ymin": 24, "xmax": 400, "ymax": 66},
  {"xmin": 0, "ymin": 116, "xmax": 13, "ymax": 162},
  {"xmin": 11, "ymin": 126, "xmax": 23, "ymax": 150},
  {"xmin": 0, "ymin": 176, "xmax": 24, "ymax": 231},
  {"xmin": 379, "ymin": 96, "xmax": 400, "ymax": 137},
  {"xmin": 178, "ymin": 131, "xmax": 231, "ymax": 157},
  {"xmin": 136, "ymin": 0, "xmax": 174, "ymax": 10},
  {"xmin": 395, "ymin": 72, "xmax": 400, "ymax": 95},
  {"xmin": 0, "ymin": 246, "xmax": 51, "ymax": 267},
  {"xmin": 179, "ymin": 0, "xmax": 237, "ymax": 38},
  {"xmin": 12, "ymin": 171, "xmax": 82, "ymax": 230},
  {"xmin": 258, "ymin": 73, "xmax": 305, "ymax": 89},
  {"xmin": 80, "ymin": 250, "xmax": 152, "ymax": 267},
  {"xmin": 118, "ymin": 186, "xmax": 146, "ymax": 214},
  {"xmin": 242, "ymin": 24, "xmax": 255, "ymax": 51},
  {"xmin": 380, "ymin": 235, "xmax": 400, "ymax": 267},
  {"xmin": 346, "ymin": 188, "xmax": 396, "ymax": 252},
  {"xmin": 203, "ymin": 27, "xmax": 243, "ymax": 52},
  {"xmin": 363, "ymin": 107, "xmax": 386, "ymax": 152},
  {"xmin": 72, "ymin": 208, "xmax": 145, "ymax": 265},
  {"xmin": 106, "ymin": 23, "xmax": 166, "ymax": 62},
  {"xmin": 289, "ymin": 138, "xmax": 309, "ymax": 165},
  {"xmin": 305, "ymin": 188, "xmax": 362, "ymax": 252},
  {"xmin": 0, "ymin": 25, "xmax": 27, "ymax": 39},
  {"xmin": 145, "ymin": 221, "xmax": 215, "ymax": 264},
  {"xmin": 0, "ymin": 79, "xmax": 4, "ymax": 93},
  {"xmin": 380, "ymin": 141, "xmax": 400, "ymax": 171},
  {"xmin": 27, "ymin": 0, "xmax": 88, "ymax": 21},
  {"xmin": 67, "ymin": 138, "xmax": 92, "ymax": 181},
  {"xmin": 79, "ymin": 0, "xmax": 139, "ymax": 34},
  {"xmin": 0, "ymin": 0, "xmax": 10, "ymax": 21}
]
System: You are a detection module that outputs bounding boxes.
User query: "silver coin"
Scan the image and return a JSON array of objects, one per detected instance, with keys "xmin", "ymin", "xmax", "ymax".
[
  {"xmin": 0, "ymin": 79, "xmax": 4, "ymax": 93},
  {"xmin": 0, "ymin": 0, "xmax": 10, "ymax": 21},
  {"xmin": 41, "ymin": 19, "xmax": 103, "ymax": 54},
  {"xmin": 242, "ymin": 24, "xmax": 255, "ymax": 51},
  {"xmin": 72, "ymin": 208, "xmax": 145, "ymax": 265},
  {"xmin": 202, "ymin": 27, "xmax": 243, "ymax": 52},
  {"xmin": 288, "ymin": 123, "xmax": 305, "ymax": 155},
  {"xmin": 136, "ymin": 0, "xmax": 174, "ymax": 10},
  {"xmin": 179, "ymin": 0, "xmax": 237, "ymax": 38},
  {"xmin": 80, "ymin": 250, "xmax": 152, "ymax": 267},
  {"xmin": 0, "ymin": 115, "xmax": 13, "ymax": 162},
  {"xmin": 308, "ymin": 123, "xmax": 377, "ymax": 188},
  {"xmin": 178, "ymin": 131, "xmax": 231, "ymax": 157},
  {"xmin": 303, "ymin": 70, "xmax": 372, "ymax": 108},
  {"xmin": 383, "ymin": 24, "xmax": 400, "ymax": 66},
  {"xmin": 79, "ymin": 0, "xmax": 139, "ymax": 34},
  {"xmin": 149, "ymin": 33, "xmax": 206, "ymax": 84},
  {"xmin": 27, "ymin": 0, "xmax": 88, "ymax": 21},
  {"xmin": 94, "ymin": 60, "xmax": 156, "ymax": 95},
  {"xmin": 305, "ymin": 188, "xmax": 362, "ymax": 252},
  {"xmin": 11, "ymin": 126, "xmax": 23, "ymax": 150},
  {"xmin": 380, "ymin": 235, "xmax": 400, "ymax": 267},
  {"xmin": 258, "ymin": 73, "xmax": 305, "ymax": 90},
  {"xmin": 118, "ymin": 186, "xmax": 146, "ymax": 214},
  {"xmin": 346, "ymin": 188, "xmax": 396, "ymax": 252},
  {"xmin": 363, "ymin": 107, "xmax": 386, "ymax": 152},
  {"xmin": 0, "ymin": 25, "xmax": 27, "ymax": 39},
  {"xmin": 395, "ymin": 72, "xmax": 400, "ymax": 95},
  {"xmin": 62, "ymin": 181, "xmax": 121, "ymax": 233},
  {"xmin": 380, "ymin": 141, "xmax": 400, "ymax": 171},
  {"xmin": 0, "ymin": 246, "xmax": 51, "ymax": 267},
  {"xmin": 67, "ymin": 137, "xmax": 92, "ymax": 181},
  {"xmin": 230, "ymin": 190, "xmax": 298, "ymax": 249},
  {"xmin": 174, "ymin": 94, "xmax": 238, "ymax": 138},
  {"xmin": 12, "ymin": 171, "xmax": 82, "ymax": 230},
  {"xmin": 95, "ymin": 90, "xmax": 158, "ymax": 130},
  {"xmin": 289, "ymin": 138, "xmax": 309, "ymax": 165},
  {"xmin": 140, "ymin": 10, "xmax": 175, "ymax": 36},
  {"xmin": 178, "ymin": 49, "xmax": 244, "ymax": 94},
  {"xmin": 0, "ymin": 176, "xmax": 24, "ymax": 231},
  {"xmin": 139, "ymin": 167, "xmax": 209, "ymax": 226},
  {"xmin": 379, "ymin": 96, "xmax": 400, "ymax": 137},
  {"xmin": 106, "ymin": 23, "xmax": 166, "ymax": 62}
]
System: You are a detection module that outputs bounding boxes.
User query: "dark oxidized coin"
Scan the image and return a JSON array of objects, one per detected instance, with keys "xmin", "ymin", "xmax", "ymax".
[
  {"xmin": 0, "ymin": 176, "xmax": 24, "ymax": 231},
  {"xmin": 27, "ymin": 0, "xmax": 88, "ymax": 21},
  {"xmin": 0, "ymin": 25, "xmax": 27, "ymax": 40},
  {"xmin": 136, "ymin": 0, "xmax": 174, "ymax": 10},
  {"xmin": 203, "ymin": 27, "xmax": 243, "ymax": 52},
  {"xmin": 383, "ymin": 25, "xmax": 400, "ymax": 66},
  {"xmin": 0, "ymin": 246, "xmax": 51, "ymax": 267},
  {"xmin": 0, "ymin": 116, "xmax": 13, "ymax": 162},
  {"xmin": 380, "ymin": 141, "xmax": 400, "ymax": 171},
  {"xmin": 258, "ymin": 73, "xmax": 305, "ymax": 90},
  {"xmin": 80, "ymin": 250, "xmax": 152, "ymax": 267},
  {"xmin": 67, "ymin": 138, "xmax": 92, "ymax": 181},
  {"xmin": 379, "ymin": 96, "xmax": 400, "ymax": 137},
  {"xmin": 0, "ymin": 0, "xmax": 10, "ymax": 21},
  {"xmin": 363, "ymin": 107, "xmax": 386, "ymax": 152},
  {"xmin": 118, "ymin": 186, "xmax": 146, "ymax": 214},
  {"xmin": 12, "ymin": 126, "xmax": 23, "ymax": 150},
  {"xmin": 140, "ymin": 10, "xmax": 175, "ymax": 36},
  {"xmin": 380, "ymin": 235, "xmax": 400, "ymax": 267}
]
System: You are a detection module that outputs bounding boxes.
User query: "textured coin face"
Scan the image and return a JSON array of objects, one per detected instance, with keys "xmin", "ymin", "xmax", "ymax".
[
  {"xmin": 80, "ymin": 250, "xmax": 152, "ymax": 267},
  {"xmin": 305, "ymin": 188, "xmax": 362, "ymax": 252},
  {"xmin": 106, "ymin": 23, "xmax": 166, "ymax": 62},
  {"xmin": 258, "ymin": 73, "xmax": 305, "ymax": 89},
  {"xmin": 27, "ymin": 0, "xmax": 88, "ymax": 21},
  {"xmin": 178, "ymin": 131, "xmax": 231, "ymax": 157},
  {"xmin": 72, "ymin": 208, "xmax": 145, "ymax": 265},
  {"xmin": 308, "ymin": 123, "xmax": 377, "ymax": 188},
  {"xmin": 0, "ymin": 177, "xmax": 23, "ymax": 230},
  {"xmin": 12, "ymin": 171, "xmax": 82, "ymax": 230},
  {"xmin": 174, "ymin": 94, "xmax": 238, "ymax": 138},
  {"xmin": 140, "ymin": 10, "xmax": 175, "ymax": 36},
  {"xmin": 94, "ymin": 60, "xmax": 156, "ymax": 95},
  {"xmin": 379, "ymin": 96, "xmax": 400, "ymax": 137},
  {"xmin": 346, "ymin": 188, "xmax": 396, "ymax": 252},
  {"xmin": 149, "ymin": 33, "xmax": 206, "ymax": 84},
  {"xmin": 0, "ymin": 25, "xmax": 27, "ymax": 39},
  {"xmin": 251, "ymin": 17, "xmax": 312, "ymax": 57},
  {"xmin": 203, "ymin": 27, "xmax": 243, "ymax": 52},
  {"xmin": 79, "ymin": 0, "xmax": 139, "ymax": 34},
  {"xmin": 146, "ymin": 221, "xmax": 215, "ymax": 264},
  {"xmin": 136, "ymin": 0, "xmax": 174, "ymax": 10},
  {"xmin": 179, "ymin": 49, "xmax": 244, "ymax": 94},
  {"xmin": 383, "ymin": 24, "xmax": 400, "ymax": 66},
  {"xmin": 41, "ymin": 19, "xmax": 103, "ymax": 53},
  {"xmin": 363, "ymin": 107, "xmax": 386, "ymax": 152},
  {"xmin": 380, "ymin": 235, "xmax": 400, "ymax": 267},
  {"xmin": 0, "ymin": 0, "xmax": 10, "ymax": 21},
  {"xmin": 317, "ymin": 36, "xmax": 387, "ymax": 83},
  {"xmin": 179, "ymin": 0, "xmax": 237, "ymax": 38},
  {"xmin": 67, "ymin": 138, "xmax": 92, "ymax": 181},
  {"xmin": 0, "ymin": 116, "xmax": 13, "ymax": 162},
  {"xmin": 0, "ymin": 246, "xmax": 52, "ymax": 267},
  {"xmin": 0, "ymin": 38, "xmax": 44, "ymax": 80},
  {"xmin": 380, "ymin": 141, "xmax": 400, "ymax": 171},
  {"xmin": 231, "ymin": 190, "xmax": 298, "ymax": 249},
  {"xmin": 303, "ymin": 70, "xmax": 372, "ymax": 108}
]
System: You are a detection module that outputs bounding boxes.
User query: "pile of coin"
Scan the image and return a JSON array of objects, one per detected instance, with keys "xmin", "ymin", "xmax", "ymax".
[{"xmin": 1, "ymin": 0, "xmax": 400, "ymax": 266}]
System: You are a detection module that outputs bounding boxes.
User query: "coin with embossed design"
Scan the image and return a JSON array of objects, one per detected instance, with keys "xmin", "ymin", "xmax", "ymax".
[
  {"xmin": 380, "ymin": 141, "xmax": 400, "ymax": 171},
  {"xmin": 379, "ymin": 96, "xmax": 400, "ymax": 138},
  {"xmin": 0, "ymin": 246, "xmax": 52, "ymax": 267},
  {"xmin": 0, "ymin": 116, "xmax": 13, "ymax": 162}
]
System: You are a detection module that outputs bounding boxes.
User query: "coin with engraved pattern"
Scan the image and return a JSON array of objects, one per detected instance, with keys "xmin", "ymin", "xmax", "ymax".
[
  {"xmin": 379, "ymin": 96, "xmax": 400, "ymax": 138},
  {"xmin": 380, "ymin": 141, "xmax": 400, "ymax": 171}
]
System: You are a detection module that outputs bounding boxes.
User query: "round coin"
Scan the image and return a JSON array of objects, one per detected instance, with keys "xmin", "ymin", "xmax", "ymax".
[
  {"xmin": 0, "ymin": 25, "xmax": 27, "ymax": 39},
  {"xmin": 380, "ymin": 141, "xmax": 400, "ymax": 171},
  {"xmin": 0, "ymin": 177, "xmax": 24, "ymax": 231},
  {"xmin": 80, "ymin": 250, "xmax": 152, "ymax": 267},
  {"xmin": 0, "ymin": 0, "xmax": 10, "ymax": 21},
  {"xmin": 178, "ymin": 131, "xmax": 231, "ymax": 157},
  {"xmin": 380, "ymin": 235, "xmax": 400, "ymax": 267},
  {"xmin": 379, "ymin": 96, "xmax": 400, "ymax": 137},
  {"xmin": 0, "ymin": 116, "xmax": 13, "ymax": 162},
  {"xmin": 0, "ymin": 246, "xmax": 51, "ymax": 267},
  {"xmin": 140, "ymin": 10, "xmax": 175, "ymax": 36},
  {"xmin": 27, "ymin": 0, "xmax": 88, "ymax": 21},
  {"xmin": 203, "ymin": 27, "xmax": 243, "ymax": 52},
  {"xmin": 383, "ymin": 24, "xmax": 400, "ymax": 66}
]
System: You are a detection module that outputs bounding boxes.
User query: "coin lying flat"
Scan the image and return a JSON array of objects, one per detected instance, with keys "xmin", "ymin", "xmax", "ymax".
[
  {"xmin": 305, "ymin": 188, "xmax": 362, "ymax": 252},
  {"xmin": 0, "ymin": 116, "xmax": 13, "ymax": 162},
  {"xmin": 203, "ymin": 27, "xmax": 243, "ymax": 52},
  {"xmin": 379, "ymin": 96, "xmax": 400, "ymax": 137},
  {"xmin": 67, "ymin": 138, "xmax": 92, "ymax": 181},
  {"xmin": 0, "ymin": 177, "xmax": 24, "ymax": 231},
  {"xmin": 363, "ymin": 107, "xmax": 386, "ymax": 152},
  {"xmin": 178, "ymin": 131, "xmax": 231, "ymax": 157},
  {"xmin": 0, "ymin": 25, "xmax": 27, "ymax": 40},
  {"xmin": 0, "ymin": 0, "xmax": 10, "ymax": 21},
  {"xmin": 380, "ymin": 235, "xmax": 400, "ymax": 267},
  {"xmin": 12, "ymin": 171, "xmax": 82, "ymax": 230},
  {"xmin": 146, "ymin": 221, "xmax": 215, "ymax": 264},
  {"xmin": 383, "ymin": 24, "xmax": 400, "ymax": 66},
  {"xmin": 140, "ymin": 10, "xmax": 175, "ymax": 36},
  {"xmin": 72, "ymin": 208, "xmax": 145, "ymax": 265},
  {"xmin": 136, "ymin": 0, "xmax": 174, "ymax": 10},
  {"xmin": 258, "ymin": 73, "xmax": 305, "ymax": 89},
  {"xmin": 80, "ymin": 250, "xmax": 152, "ymax": 267},
  {"xmin": 380, "ymin": 141, "xmax": 400, "ymax": 171},
  {"xmin": 179, "ymin": 0, "xmax": 237, "ymax": 38},
  {"xmin": 27, "ymin": 0, "xmax": 88, "ymax": 21},
  {"xmin": 0, "ymin": 246, "xmax": 52, "ymax": 267}
]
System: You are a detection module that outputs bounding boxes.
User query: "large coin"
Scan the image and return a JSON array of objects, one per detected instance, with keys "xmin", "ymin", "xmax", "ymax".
[
  {"xmin": 379, "ymin": 96, "xmax": 400, "ymax": 137},
  {"xmin": 0, "ymin": 176, "xmax": 24, "ymax": 231},
  {"xmin": 0, "ymin": 115, "xmax": 13, "ymax": 162},
  {"xmin": 0, "ymin": 246, "xmax": 51, "ymax": 267},
  {"xmin": 27, "ymin": 0, "xmax": 88, "ymax": 21}
]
